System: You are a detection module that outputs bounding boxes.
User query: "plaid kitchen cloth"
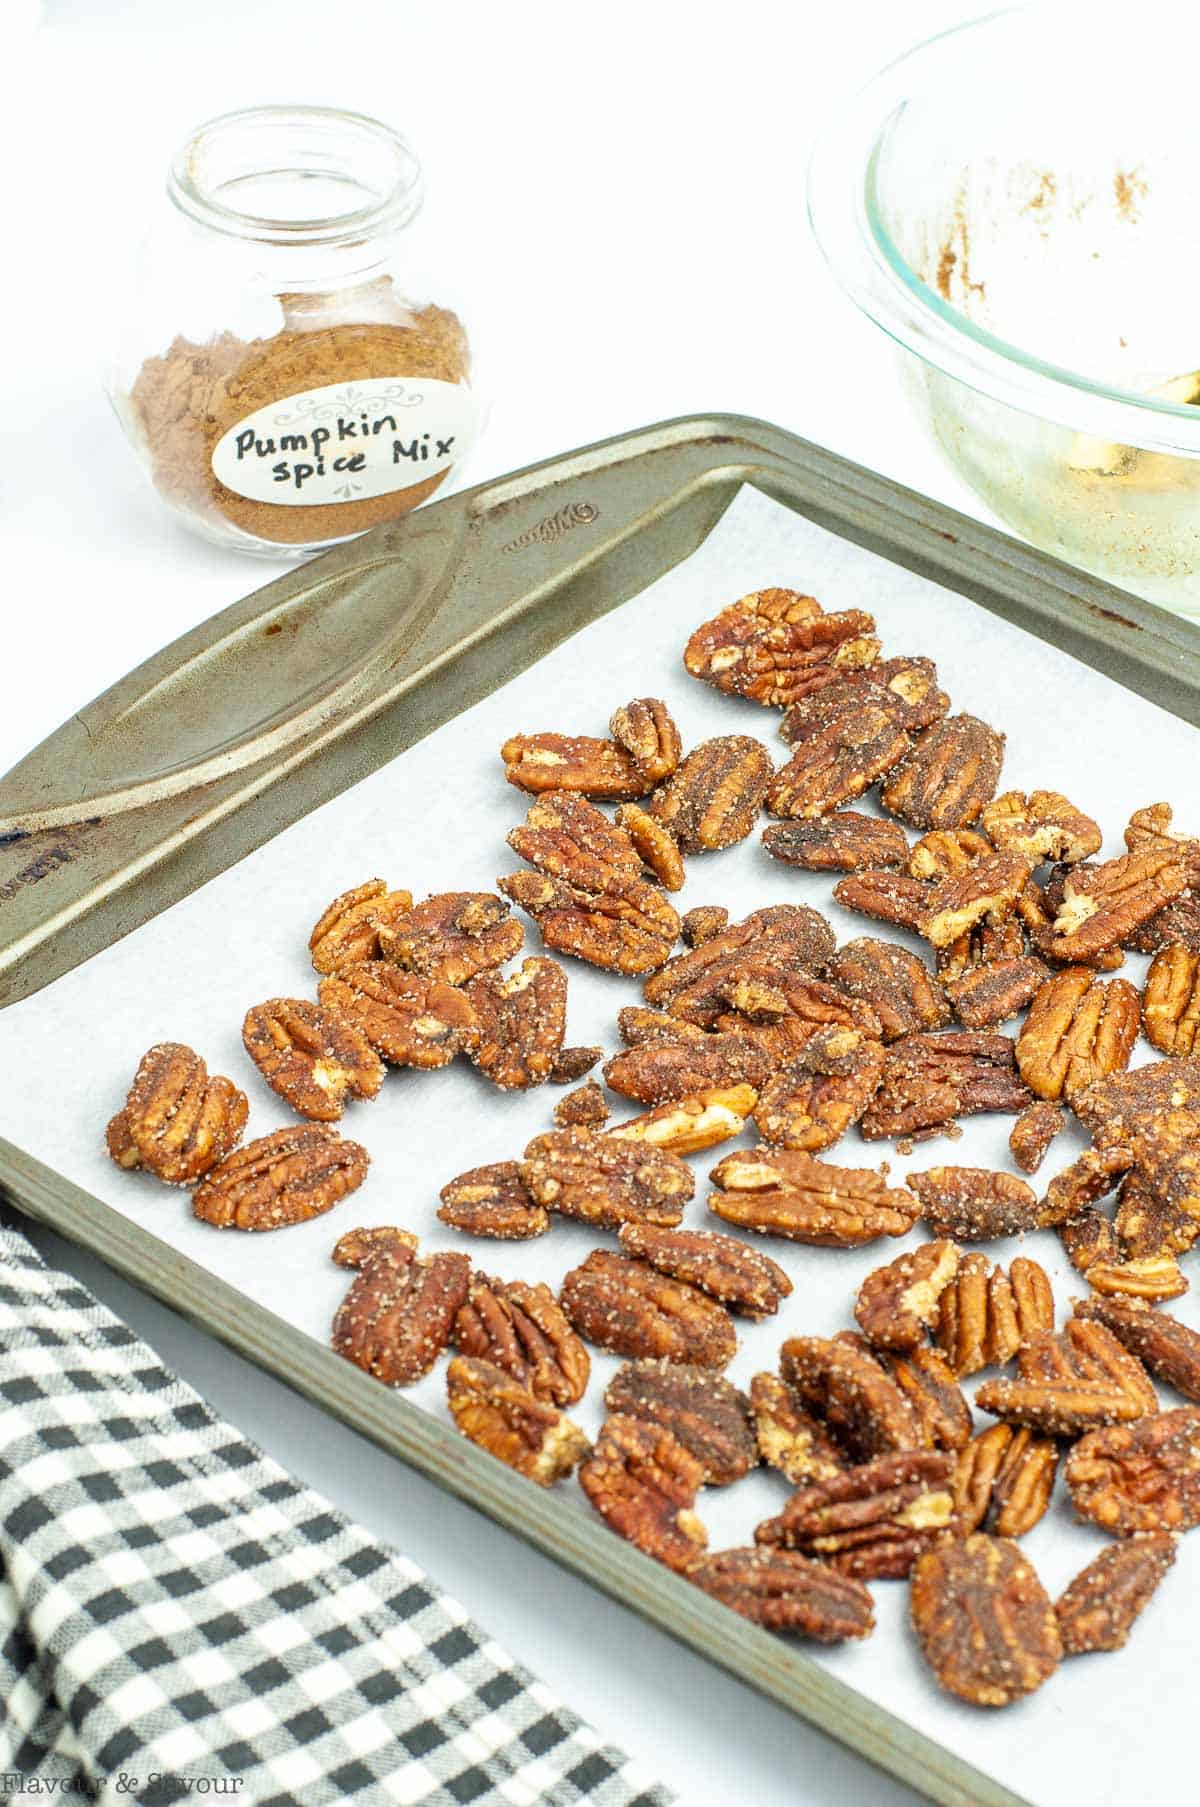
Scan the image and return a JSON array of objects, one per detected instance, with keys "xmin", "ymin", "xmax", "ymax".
[{"xmin": 0, "ymin": 1223, "xmax": 673, "ymax": 1807}]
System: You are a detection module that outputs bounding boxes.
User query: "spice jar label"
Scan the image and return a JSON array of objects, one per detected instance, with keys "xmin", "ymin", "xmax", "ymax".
[{"xmin": 209, "ymin": 376, "xmax": 478, "ymax": 507}]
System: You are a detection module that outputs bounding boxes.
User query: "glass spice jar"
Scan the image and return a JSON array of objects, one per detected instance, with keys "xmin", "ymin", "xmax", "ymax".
[{"xmin": 106, "ymin": 106, "xmax": 481, "ymax": 557}]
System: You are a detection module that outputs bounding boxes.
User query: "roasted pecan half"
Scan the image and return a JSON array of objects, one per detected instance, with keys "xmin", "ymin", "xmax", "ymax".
[
  {"xmin": 318, "ymin": 965, "xmax": 479, "ymax": 1068},
  {"xmin": 1016, "ymin": 968, "xmax": 1140, "ymax": 1102},
  {"xmin": 934, "ymin": 1253, "xmax": 1021, "ymax": 1376},
  {"xmin": 861, "ymin": 1030, "xmax": 1031, "ymax": 1141},
  {"xmin": 436, "ymin": 1161, "xmax": 550, "ymax": 1240},
  {"xmin": 832, "ymin": 869, "xmax": 932, "ymax": 933},
  {"xmin": 1055, "ymin": 1534, "xmax": 1176, "ymax": 1655},
  {"xmin": 614, "ymin": 803, "xmax": 685, "ymax": 892},
  {"xmin": 1042, "ymin": 1146, "xmax": 1131, "ymax": 1229},
  {"xmin": 603, "ymin": 1027, "xmax": 772, "ymax": 1105},
  {"xmin": 908, "ymin": 1166, "xmax": 1042, "ymax": 1240},
  {"xmin": 1010, "ymin": 1256, "xmax": 1055, "ymax": 1340},
  {"xmin": 953, "ymin": 1424, "xmax": 1058, "ymax": 1539},
  {"xmin": 1009, "ymin": 1101, "xmax": 1065, "ymax": 1175},
  {"xmin": 379, "ymin": 891, "xmax": 524, "ymax": 985},
  {"xmin": 1066, "ymin": 1408, "xmax": 1200, "ymax": 1534},
  {"xmin": 683, "ymin": 588, "xmax": 877, "ymax": 706},
  {"xmin": 977, "ymin": 1333, "xmax": 1151, "ymax": 1439},
  {"xmin": 825, "ymin": 938, "xmax": 950, "ymax": 1042},
  {"xmin": 1130, "ymin": 892, "xmax": 1200, "ymax": 956},
  {"xmin": 887, "ymin": 1346, "xmax": 972, "ymax": 1452},
  {"xmin": 106, "ymin": 1042, "xmax": 247, "ymax": 1185},
  {"xmin": 446, "ymin": 1356, "xmax": 590, "ymax": 1484},
  {"xmin": 193, "ymin": 1125, "xmax": 368, "ymax": 1230},
  {"xmin": 553, "ymin": 1080, "xmax": 609, "ymax": 1127},
  {"xmin": 1021, "ymin": 1316, "xmax": 1157, "ymax": 1406},
  {"xmin": 1085, "ymin": 1254, "xmax": 1189, "ymax": 1302},
  {"xmin": 643, "ymin": 904, "xmax": 834, "ymax": 1022},
  {"xmin": 756, "ymin": 1450, "xmax": 955, "ymax": 1579},
  {"xmin": 560, "ymin": 1250, "xmax": 736, "ymax": 1368},
  {"xmin": 779, "ymin": 1335, "xmax": 922, "ymax": 1460},
  {"xmin": 778, "ymin": 654, "xmax": 948, "ymax": 744},
  {"xmin": 907, "ymin": 829, "xmax": 992, "ymax": 879},
  {"xmin": 708, "ymin": 1148, "xmax": 919, "ymax": 1246},
  {"xmin": 1075, "ymin": 1294, "xmax": 1200, "ymax": 1400},
  {"xmin": 648, "ymin": 735, "xmax": 774, "ymax": 852},
  {"xmin": 689, "ymin": 1547, "xmax": 875, "ymax": 1640},
  {"xmin": 464, "ymin": 956, "xmax": 566, "ymax": 1089},
  {"xmin": 917, "ymin": 851, "xmax": 1032, "ymax": 950},
  {"xmin": 1060, "ymin": 1207, "xmax": 1124, "ymax": 1276},
  {"xmin": 981, "ymin": 790, "xmax": 1102, "ymax": 865},
  {"xmin": 1017, "ymin": 877, "xmax": 1125, "ymax": 971},
  {"xmin": 762, "ymin": 813, "xmax": 909, "ymax": 873},
  {"xmin": 944, "ymin": 956, "xmax": 1052, "ymax": 1030},
  {"xmin": 1047, "ymin": 849, "xmax": 1187, "ymax": 962},
  {"xmin": 453, "ymin": 1273, "xmax": 589, "ymax": 1404},
  {"xmin": 549, "ymin": 1044, "xmax": 603, "ymax": 1083},
  {"xmin": 936, "ymin": 915, "xmax": 1026, "ymax": 984},
  {"xmin": 765, "ymin": 707, "xmax": 911, "ymax": 820},
  {"xmin": 1125, "ymin": 802, "xmax": 1200, "ymax": 884},
  {"xmin": 854, "ymin": 1240, "xmax": 961, "ymax": 1351},
  {"xmin": 332, "ymin": 1225, "xmax": 417, "ymax": 1269},
  {"xmin": 1115, "ymin": 1172, "xmax": 1200, "ymax": 1262},
  {"xmin": 308, "ymin": 879, "xmax": 413, "ymax": 976},
  {"xmin": 520, "ymin": 1127, "xmax": 692, "ymax": 1230},
  {"xmin": 750, "ymin": 1373, "xmax": 848, "ymax": 1484},
  {"xmin": 606, "ymin": 1084, "xmax": 757, "ymax": 1156},
  {"xmin": 499, "ymin": 732, "xmax": 647, "ymax": 800},
  {"xmin": 609, "ymin": 697, "xmax": 683, "ymax": 786},
  {"xmin": 605, "ymin": 1360, "xmax": 756, "ymax": 1484},
  {"xmin": 579, "ymin": 1415, "xmax": 707, "ymax": 1572},
  {"xmin": 881, "ymin": 714, "xmax": 1005, "ymax": 831},
  {"xmin": 617, "ymin": 1221, "xmax": 792, "ymax": 1318},
  {"xmin": 751, "ymin": 1026, "xmax": 885, "ymax": 1152},
  {"xmin": 911, "ymin": 1534, "xmax": 1060, "ymax": 1706},
  {"xmin": 242, "ymin": 998, "xmax": 384, "ymax": 1122},
  {"xmin": 332, "ymin": 1240, "xmax": 470, "ymax": 1383},
  {"xmin": 1143, "ymin": 943, "xmax": 1200, "ymax": 1055},
  {"xmin": 680, "ymin": 905, "xmax": 729, "ymax": 947}
]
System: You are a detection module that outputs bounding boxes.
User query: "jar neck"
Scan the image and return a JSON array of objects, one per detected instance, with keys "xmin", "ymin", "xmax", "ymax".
[{"xmin": 167, "ymin": 106, "xmax": 423, "ymax": 251}]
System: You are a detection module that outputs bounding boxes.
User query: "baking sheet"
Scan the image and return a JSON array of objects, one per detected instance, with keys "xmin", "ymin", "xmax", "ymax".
[{"xmin": 1, "ymin": 483, "xmax": 1195, "ymax": 1806}]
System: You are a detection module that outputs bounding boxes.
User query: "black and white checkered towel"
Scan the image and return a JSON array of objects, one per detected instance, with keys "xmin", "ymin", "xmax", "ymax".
[{"xmin": 0, "ymin": 1224, "xmax": 672, "ymax": 1807}]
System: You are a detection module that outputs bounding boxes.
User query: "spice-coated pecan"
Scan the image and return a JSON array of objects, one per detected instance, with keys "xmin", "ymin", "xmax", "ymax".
[
  {"xmin": 1074, "ymin": 1294, "xmax": 1200, "ymax": 1400},
  {"xmin": 907, "ymin": 829, "xmax": 992, "ymax": 880},
  {"xmin": 609, "ymin": 697, "xmax": 683, "ymax": 787},
  {"xmin": 603, "ymin": 1028, "xmax": 772, "ymax": 1105},
  {"xmin": 953, "ymin": 1424, "xmax": 1059, "ymax": 1539},
  {"xmin": 778, "ymin": 655, "xmax": 948, "ymax": 745},
  {"xmin": 553, "ymin": 1080, "xmax": 609, "ymax": 1127},
  {"xmin": 756, "ymin": 1450, "xmax": 955, "ymax": 1580},
  {"xmin": 332, "ymin": 1241, "xmax": 470, "ymax": 1384},
  {"xmin": 1009, "ymin": 1101, "xmax": 1065, "ymax": 1175},
  {"xmin": 854, "ymin": 1240, "xmax": 960, "ymax": 1351},
  {"xmin": 764, "ymin": 707, "xmax": 911, "ymax": 819},
  {"xmin": 1047, "ymin": 849, "xmax": 1187, "ymax": 962},
  {"xmin": 648, "ymin": 735, "xmax": 774, "ymax": 852},
  {"xmin": 560, "ymin": 1250, "xmax": 737, "ymax": 1368},
  {"xmin": 1016, "ymin": 968, "xmax": 1140, "ymax": 1102},
  {"xmin": 436, "ymin": 1161, "xmax": 550, "ymax": 1240},
  {"xmin": 1042, "ymin": 1146, "xmax": 1131, "ymax": 1229},
  {"xmin": 1129, "ymin": 892, "xmax": 1200, "ymax": 956},
  {"xmin": 1010, "ymin": 1256, "xmax": 1055, "ymax": 1340},
  {"xmin": 1084, "ymin": 1254, "xmax": 1189, "ymax": 1302},
  {"xmin": 934, "ymin": 1253, "xmax": 1021, "ymax": 1377},
  {"xmin": 549, "ymin": 1044, "xmax": 603, "ymax": 1083},
  {"xmin": 1066, "ymin": 1408, "xmax": 1200, "ymax": 1535},
  {"xmin": 1059, "ymin": 1207, "xmax": 1124, "ymax": 1276},
  {"xmin": 446, "ymin": 1356, "xmax": 590, "ymax": 1485},
  {"xmin": 578, "ymin": 1414, "xmax": 707, "ymax": 1573},
  {"xmin": 1114, "ymin": 1172, "xmax": 1200, "ymax": 1262},
  {"xmin": 378, "ymin": 891, "xmax": 525, "ymax": 986},
  {"xmin": 682, "ymin": 587, "xmax": 878, "ymax": 707},
  {"xmin": 1028, "ymin": 1316, "xmax": 1159, "ymax": 1410},
  {"xmin": 917, "ymin": 851, "xmax": 1032, "ymax": 950},
  {"xmin": 643, "ymin": 904, "xmax": 835, "ymax": 1023},
  {"xmin": 981, "ymin": 790, "xmax": 1102, "ymax": 865},
  {"xmin": 617, "ymin": 1221, "xmax": 792, "ymax": 1318},
  {"xmin": 318, "ymin": 965, "xmax": 479, "ymax": 1068},
  {"xmin": 825, "ymin": 938, "xmax": 951, "ymax": 1042},
  {"xmin": 463, "ymin": 956, "xmax": 566, "ymax": 1089},
  {"xmin": 332, "ymin": 1225, "xmax": 417, "ymax": 1269},
  {"xmin": 1073, "ymin": 1053, "xmax": 1200, "ymax": 1150},
  {"xmin": 907, "ymin": 1166, "xmax": 1042, "ymax": 1240},
  {"xmin": 832, "ymin": 869, "xmax": 932, "ymax": 933},
  {"xmin": 708, "ymin": 1148, "xmax": 919, "ymax": 1247},
  {"xmin": 501, "ymin": 791, "xmax": 680, "ymax": 974},
  {"xmin": 308, "ymin": 879, "xmax": 414, "ymax": 976},
  {"xmin": 944, "ymin": 956, "xmax": 1052, "ymax": 1030},
  {"xmin": 606, "ymin": 1084, "xmax": 758, "ymax": 1156},
  {"xmin": 936, "ymin": 915, "xmax": 1026, "ymax": 985},
  {"xmin": 910, "ymin": 1534, "xmax": 1061, "ymax": 1706},
  {"xmin": 689, "ymin": 1547, "xmax": 876, "ymax": 1640},
  {"xmin": 1055, "ymin": 1534, "xmax": 1176, "ymax": 1655},
  {"xmin": 1143, "ymin": 944, "xmax": 1200, "ymax": 1055},
  {"xmin": 761, "ymin": 813, "xmax": 909, "ymax": 873},
  {"xmin": 242, "ymin": 998, "xmax": 384, "ymax": 1122},
  {"xmin": 680, "ymin": 905, "xmax": 729, "ymax": 947},
  {"xmin": 1124, "ymin": 801, "xmax": 1200, "ymax": 886},
  {"xmin": 106, "ymin": 1042, "xmax": 248, "ymax": 1186},
  {"xmin": 749, "ymin": 1372, "xmax": 848, "ymax": 1484},
  {"xmin": 499, "ymin": 731, "xmax": 648, "ymax": 800},
  {"xmin": 614, "ymin": 803, "xmax": 685, "ymax": 892},
  {"xmin": 604, "ymin": 1360, "xmax": 756, "ymax": 1485},
  {"xmin": 976, "ymin": 1360, "xmax": 1148, "ymax": 1440},
  {"xmin": 193, "ymin": 1124, "xmax": 368, "ymax": 1231},
  {"xmin": 520, "ymin": 1127, "xmax": 692, "ymax": 1230},
  {"xmin": 881, "ymin": 714, "xmax": 1005, "ymax": 831},
  {"xmin": 778, "ymin": 1335, "xmax": 922, "ymax": 1460},
  {"xmin": 751, "ymin": 1026, "xmax": 885, "ymax": 1152},
  {"xmin": 1017, "ymin": 878, "xmax": 1125, "ymax": 971},
  {"xmin": 860, "ymin": 1030, "xmax": 1031, "ymax": 1141},
  {"xmin": 887, "ymin": 1346, "xmax": 972, "ymax": 1452},
  {"xmin": 453, "ymin": 1274, "xmax": 589, "ymax": 1405}
]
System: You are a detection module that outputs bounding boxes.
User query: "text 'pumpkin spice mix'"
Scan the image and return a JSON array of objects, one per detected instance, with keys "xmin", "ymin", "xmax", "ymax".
[{"xmin": 106, "ymin": 107, "xmax": 478, "ymax": 554}]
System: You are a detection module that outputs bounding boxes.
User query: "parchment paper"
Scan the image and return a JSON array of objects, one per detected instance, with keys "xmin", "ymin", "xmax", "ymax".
[{"xmin": 1, "ymin": 485, "xmax": 1195, "ymax": 1807}]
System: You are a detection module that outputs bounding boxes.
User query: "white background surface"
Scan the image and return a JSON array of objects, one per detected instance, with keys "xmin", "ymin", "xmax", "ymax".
[{"xmin": 0, "ymin": 3, "xmax": 1040, "ymax": 1803}]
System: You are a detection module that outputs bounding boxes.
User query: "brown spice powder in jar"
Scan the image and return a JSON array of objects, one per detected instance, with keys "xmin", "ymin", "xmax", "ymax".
[{"xmin": 126, "ymin": 280, "xmax": 470, "ymax": 547}]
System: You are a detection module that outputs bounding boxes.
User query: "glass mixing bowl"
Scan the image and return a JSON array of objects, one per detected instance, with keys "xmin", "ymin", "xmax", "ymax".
[{"xmin": 809, "ymin": 1, "xmax": 1200, "ymax": 615}]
